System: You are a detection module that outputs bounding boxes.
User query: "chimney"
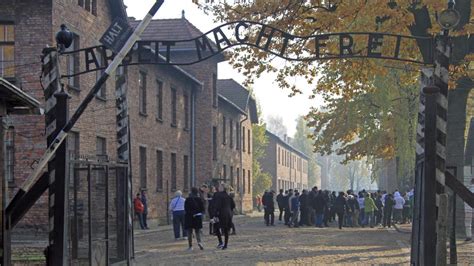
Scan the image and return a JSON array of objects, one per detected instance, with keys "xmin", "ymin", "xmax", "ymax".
[
  {"xmin": 284, "ymin": 134, "xmax": 287, "ymax": 142},
  {"xmin": 182, "ymin": 10, "xmax": 185, "ymax": 19}
]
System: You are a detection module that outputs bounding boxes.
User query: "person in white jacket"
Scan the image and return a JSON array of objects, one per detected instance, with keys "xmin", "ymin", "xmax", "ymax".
[
  {"xmin": 393, "ymin": 191, "xmax": 405, "ymax": 224},
  {"xmin": 465, "ymin": 178, "xmax": 474, "ymax": 241}
]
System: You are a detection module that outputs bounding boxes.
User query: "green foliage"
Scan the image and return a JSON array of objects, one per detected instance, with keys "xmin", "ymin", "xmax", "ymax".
[
  {"xmin": 292, "ymin": 116, "xmax": 321, "ymax": 187},
  {"xmin": 307, "ymin": 70, "xmax": 418, "ymax": 185},
  {"xmin": 252, "ymin": 123, "xmax": 272, "ymax": 196}
]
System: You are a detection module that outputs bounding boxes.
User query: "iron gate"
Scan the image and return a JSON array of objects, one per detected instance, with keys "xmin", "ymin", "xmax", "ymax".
[{"xmin": 68, "ymin": 156, "xmax": 129, "ymax": 265}]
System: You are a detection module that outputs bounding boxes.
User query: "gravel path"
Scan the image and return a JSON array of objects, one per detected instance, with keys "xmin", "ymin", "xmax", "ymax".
[{"xmin": 133, "ymin": 214, "xmax": 414, "ymax": 265}]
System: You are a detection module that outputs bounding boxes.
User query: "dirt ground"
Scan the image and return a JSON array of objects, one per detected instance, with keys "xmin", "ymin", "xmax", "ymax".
[{"xmin": 132, "ymin": 213, "xmax": 425, "ymax": 265}]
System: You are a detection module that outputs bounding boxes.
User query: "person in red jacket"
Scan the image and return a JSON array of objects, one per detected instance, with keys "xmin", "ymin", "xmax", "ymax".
[{"xmin": 134, "ymin": 193, "xmax": 145, "ymax": 230}]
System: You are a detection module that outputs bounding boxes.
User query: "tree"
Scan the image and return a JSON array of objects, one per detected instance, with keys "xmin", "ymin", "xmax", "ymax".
[
  {"xmin": 292, "ymin": 116, "xmax": 320, "ymax": 187},
  {"xmin": 202, "ymin": 0, "xmax": 471, "ymax": 165},
  {"xmin": 252, "ymin": 122, "xmax": 272, "ymax": 196},
  {"xmin": 307, "ymin": 70, "xmax": 418, "ymax": 185},
  {"xmin": 266, "ymin": 115, "xmax": 288, "ymax": 139}
]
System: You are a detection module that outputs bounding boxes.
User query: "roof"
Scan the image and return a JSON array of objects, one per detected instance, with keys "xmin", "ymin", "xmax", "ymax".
[
  {"xmin": 109, "ymin": 0, "xmax": 128, "ymax": 20},
  {"xmin": 265, "ymin": 130, "xmax": 310, "ymax": 160},
  {"xmin": 217, "ymin": 79, "xmax": 258, "ymax": 123},
  {"xmin": 0, "ymin": 78, "xmax": 41, "ymax": 114},
  {"xmin": 129, "ymin": 18, "xmax": 224, "ymax": 61}
]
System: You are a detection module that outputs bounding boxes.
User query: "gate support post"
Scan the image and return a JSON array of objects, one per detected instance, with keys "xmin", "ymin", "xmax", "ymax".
[
  {"xmin": 436, "ymin": 193, "xmax": 449, "ymax": 266},
  {"xmin": 421, "ymin": 86, "xmax": 439, "ymax": 266},
  {"xmin": 47, "ymin": 89, "xmax": 70, "ymax": 265}
]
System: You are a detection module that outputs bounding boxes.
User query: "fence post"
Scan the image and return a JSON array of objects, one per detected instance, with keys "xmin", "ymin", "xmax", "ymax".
[
  {"xmin": 48, "ymin": 88, "xmax": 70, "ymax": 265},
  {"xmin": 421, "ymin": 86, "xmax": 439, "ymax": 266},
  {"xmin": 436, "ymin": 193, "xmax": 449, "ymax": 266}
]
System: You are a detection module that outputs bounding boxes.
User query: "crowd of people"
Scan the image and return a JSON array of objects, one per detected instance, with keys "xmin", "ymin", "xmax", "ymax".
[
  {"xmin": 159, "ymin": 183, "xmax": 236, "ymax": 251},
  {"xmin": 258, "ymin": 187, "xmax": 414, "ymax": 230}
]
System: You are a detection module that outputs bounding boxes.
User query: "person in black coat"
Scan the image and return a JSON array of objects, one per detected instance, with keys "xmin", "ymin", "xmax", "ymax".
[
  {"xmin": 184, "ymin": 187, "xmax": 205, "ymax": 250},
  {"xmin": 262, "ymin": 190, "xmax": 275, "ymax": 226},
  {"xmin": 283, "ymin": 189, "xmax": 293, "ymax": 225},
  {"xmin": 276, "ymin": 189, "xmax": 285, "ymax": 222},
  {"xmin": 298, "ymin": 190, "xmax": 308, "ymax": 226},
  {"xmin": 383, "ymin": 194, "xmax": 395, "ymax": 228},
  {"xmin": 313, "ymin": 190, "xmax": 326, "ymax": 227},
  {"xmin": 323, "ymin": 190, "xmax": 331, "ymax": 227},
  {"xmin": 333, "ymin": 192, "xmax": 348, "ymax": 229},
  {"xmin": 211, "ymin": 183, "xmax": 236, "ymax": 250},
  {"xmin": 308, "ymin": 187, "xmax": 318, "ymax": 225}
]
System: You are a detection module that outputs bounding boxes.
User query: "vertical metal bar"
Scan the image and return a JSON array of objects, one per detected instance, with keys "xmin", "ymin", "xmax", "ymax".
[
  {"xmin": 447, "ymin": 167, "xmax": 457, "ymax": 264},
  {"xmin": 422, "ymin": 86, "xmax": 439, "ymax": 266},
  {"xmin": 72, "ymin": 164, "xmax": 78, "ymax": 259},
  {"xmin": 105, "ymin": 165, "xmax": 109, "ymax": 263},
  {"xmin": 50, "ymin": 90, "xmax": 69, "ymax": 265},
  {"xmin": 87, "ymin": 164, "xmax": 92, "ymax": 266},
  {"xmin": 166, "ymin": 180, "xmax": 170, "ymax": 225},
  {"xmin": 411, "ymin": 160, "xmax": 423, "ymax": 265},
  {"xmin": 436, "ymin": 193, "xmax": 449, "ymax": 266}
]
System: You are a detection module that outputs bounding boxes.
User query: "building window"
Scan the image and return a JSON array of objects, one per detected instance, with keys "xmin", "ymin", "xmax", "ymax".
[
  {"xmin": 278, "ymin": 147, "xmax": 280, "ymax": 164},
  {"xmin": 139, "ymin": 146, "xmax": 147, "ymax": 189},
  {"xmin": 247, "ymin": 129, "xmax": 251, "ymax": 154},
  {"xmin": 184, "ymin": 155, "xmax": 189, "ymax": 191},
  {"xmin": 237, "ymin": 167, "xmax": 240, "ymax": 192},
  {"xmin": 171, "ymin": 153, "xmax": 177, "ymax": 190},
  {"xmin": 212, "ymin": 126, "xmax": 217, "ymax": 160},
  {"xmin": 222, "ymin": 164, "xmax": 227, "ymax": 182},
  {"xmin": 236, "ymin": 122, "xmax": 240, "ymax": 150},
  {"xmin": 248, "ymin": 170, "xmax": 251, "ymax": 194},
  {"xmin": 184, "ymin": 93, "xmax": 190, "ymax": 130},
  {"xmin": 96, "ymin": 52, "xmax": 106, "ymax": 99},
  {"xmin": 242, "ymin": 169, "xmax": 246, "ymax": 194},
  {"xmin": 68, "ymin": 131, "xmax": 80, "ymax": 187},
  {"xmin": 66, "ymin": 34, "xmax": 80, "ymax": 88},
  {"xmin": 229, "ymin": 119, "xmax": 233, "ymax": 148},
  {"xmin": 0, "ymin": 23, "xmax": 14, "ymax": 78},
  {"xmin": 156, "ymin": 80, "xmax": 163, "ymax": 121},
  {"xmin": 139, "ymin": 71, "xmax": 147, "ymax": 115},
  {"xmin": 171, "ymin": 87, "xmax": 177, "ymax": 127},
  {"xmin": 156, "ymin": 150, "xmax": 163, "ymax": 191},
  {"xmin": 230, "ymin": 166, "xmax": 234, "ymax": 188},
  {"xmin": 96, "ymin": 137, "xmax": 107, "ymax": 185},
  {"xmin": 222, "ymin": 116, "xmax": 226, "ymax": 145},
  {"xmin": 212, "ymin": 73, "xmax": 217, "ymax": 108},
  {"xmin": 79, "ymin": 0, "xmax": 97, "ymax": 15},
  {"xmin": 242, "ymin": 126, "xmax": 246, "ymax": 152},
  {"xmin": 5, "ymin": 127, "xmax": 14, "ymax": 184}
]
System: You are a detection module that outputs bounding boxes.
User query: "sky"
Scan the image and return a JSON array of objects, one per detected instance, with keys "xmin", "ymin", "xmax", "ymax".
[{"xmin": 124, "ymin": 0, "xmax": 324, "ymax": 136}]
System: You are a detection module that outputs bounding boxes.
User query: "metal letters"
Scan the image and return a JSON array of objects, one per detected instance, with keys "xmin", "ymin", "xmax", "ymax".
[{"xmin": 61, "ymin": 21, "xmax": 434, "ymax": 78}]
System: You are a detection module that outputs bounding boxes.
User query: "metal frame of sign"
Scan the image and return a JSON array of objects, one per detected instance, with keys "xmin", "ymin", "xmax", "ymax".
[{"xmin": 60, "ymin": 20, "xmax": 434, "ymax": 78}]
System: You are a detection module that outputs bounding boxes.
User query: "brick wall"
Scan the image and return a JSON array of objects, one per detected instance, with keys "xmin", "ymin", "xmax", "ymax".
[
  {"xmin": 172, "ymin": 52, "xmax": 220, "ymax": 186},
  {"xmin": 127, "ymin": 63, "xmax": 196, "ymax": 221},
  {"xmin": 216, "ymin": 100, "xmax": 253, "ymax": 213},
  {"xmin": 0, "ymin": 0, "xmax": 52, "ymax": 229},
  {"xmin": 261, "ymin": 134, "xmax": 309, "ymax": 193}
]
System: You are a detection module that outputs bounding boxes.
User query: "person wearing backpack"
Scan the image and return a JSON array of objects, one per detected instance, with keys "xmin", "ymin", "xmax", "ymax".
[
  {"xmin": 134, "ymin": 193, "xmax": 145, "ymax": 230},
  {"xmin": 184, "ymin": 187, "xmax": 205, "ymax": 251}
]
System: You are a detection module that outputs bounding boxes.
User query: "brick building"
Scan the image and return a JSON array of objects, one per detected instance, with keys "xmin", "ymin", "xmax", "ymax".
[
  {"xmin": 1, "ymin": 0, "xmax": 259, "ymax": 226},
  {"xmin": 216, "ymin": 79, "xmax": 258, "ymax": 213},
  {"xmin": 126, "ymin": 53, "xmax": 202, "ymax": 221},
  {"xmin": 0, "ymin": 0, "xmax": 128, "ymax": 228},
  {"xmin": 260, "ymin": 130, "xmax": 309, "ymax": 192}
]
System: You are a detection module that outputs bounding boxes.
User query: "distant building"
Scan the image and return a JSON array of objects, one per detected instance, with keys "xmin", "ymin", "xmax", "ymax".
[
  {"xmin": 260, "ymin": 130, "xmax": 309, "ymax": 191},
  {"xmin": 216, "ymin": 79, "xmax": 258, "ymax": 213}
]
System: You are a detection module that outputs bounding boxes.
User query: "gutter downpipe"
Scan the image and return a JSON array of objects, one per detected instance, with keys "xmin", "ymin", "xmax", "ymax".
[
  {"xmin": 238, "ymin": 93, "xmax": 251, "ymax": 214},
  {"xmin": 191, "ymin": 85, "xmax": 198, "ymax": 187}
]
